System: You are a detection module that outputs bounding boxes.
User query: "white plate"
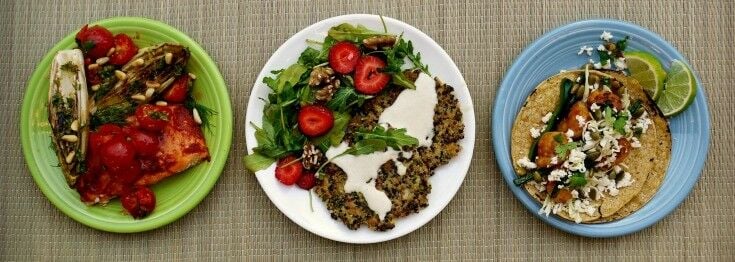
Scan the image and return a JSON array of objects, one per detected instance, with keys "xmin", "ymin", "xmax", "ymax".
[{"xmin": 245, "ymin": 14, "xmax": 475, "ymax": 244}]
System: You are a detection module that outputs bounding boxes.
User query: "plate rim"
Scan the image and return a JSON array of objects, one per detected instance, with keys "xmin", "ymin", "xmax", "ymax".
[
  {"xmin": 244, "ymin": 13, "xmax": 476, "ymax": 243},
  {"xmin": 20, "ymin": 16, "xmax": 233, "ymax": 233},
  {"xmin": 492, "ymin": 18, "xmax": 710, "ymax": 237}
]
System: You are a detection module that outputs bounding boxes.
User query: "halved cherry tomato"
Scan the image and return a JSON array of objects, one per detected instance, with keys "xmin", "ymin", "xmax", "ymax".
[
  {"xmin": 89, "ymin": 124, "xmax": 123, "ymax": 153},
  {"xmin": 109, "ymin": 34, "xmax": 138, "ymax": 65},
  {"xmin": 75, "ymin": 24, "xmax": 114, "ymax": 59},
  {"xmin": 121, "ymin": 186, "xmax": 156, "ymax": 219},
  {"xmin": 162, "ymin": 75, "xmax": 191, "ymax": 103},
  {"xmin": 135, "ymin": 104, "xmax": 172, "ymax": 132},
  {"xmin": 127, "ymin": 128, "xmax": 159, "ymax": 157},
  {"xmin": 99, "ymin": 136, "xmax": 137, "ymax": 173}
]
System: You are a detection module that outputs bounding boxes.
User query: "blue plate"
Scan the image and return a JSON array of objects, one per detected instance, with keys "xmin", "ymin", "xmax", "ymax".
[{"xmin": 492, "ymin": 19, "xmax": 710, "ymax": 237}]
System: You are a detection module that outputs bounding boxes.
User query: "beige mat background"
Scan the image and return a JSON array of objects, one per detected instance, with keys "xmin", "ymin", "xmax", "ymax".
[{"xmin": 1, "ymin": 0, "xmax": 733, "ymax": 260}]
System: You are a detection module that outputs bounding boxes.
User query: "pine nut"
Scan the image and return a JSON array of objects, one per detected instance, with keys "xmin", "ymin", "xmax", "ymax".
[
  {"xmin": 91, "ymin": 84, "xmax": 100, "ymax": 91},
  {"xmin": 131, "ymin": 94, "xmax": 146, "ymax": 101},
  {"xmin": 61, "ymin": 134, "xmax": 78, "ymax": 142},
  {"xmin": 164, "ymin": 52, "xmax": 173, "ymax": 64},
  {"xmin": 145, "ymin": 81, "xmax": 161, "ymax": 89},
  {"xmin": 70, "ymin": 120, "xmax": 79, "ymax": 131},
  {"xmin": 155, "ymin": 101, "xmax": 168, "ymax": 106},
  {"xmin": 96, "ymin": 57, "xmax": 109, "ymax": 65},
  {"xmin": 65, "ymin": 151, "xmax": 75, "ymax": 164},
  {"xmin": 192, "ymin": 108, "xmax": 202, "ymax": 125},
  {"xmin": 188, "ymin": 72, "xmax": 197, "ymax": 79},
  {"xmin": 145, "ymin": 88, "xmax": 155, "ymax": 98},
  {"xmin": 106, "ymin": 47, "xmax": 116, "ymax": 56},
  {"xmin": 115, "ymin": 70, "xmax": 127, "ymax": 80},
  {"xmin": 133, "ymin": 58, "xmax": 145, "ymax": 66},
  {"xmin": 88, "ymin": 63, "xmax": 99, "ymax": 70}
]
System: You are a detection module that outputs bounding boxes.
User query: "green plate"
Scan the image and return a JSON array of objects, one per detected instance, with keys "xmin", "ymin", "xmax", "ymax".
[{"xmin": 20, "ymin": 17, "xmax": 233, "ymax": 233}]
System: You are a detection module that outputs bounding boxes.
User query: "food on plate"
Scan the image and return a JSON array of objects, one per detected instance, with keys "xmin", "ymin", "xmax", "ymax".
[
  {"xmin": 511, "ymin": 67, "xmax": 672, "ymax": 223},
  {"xmin": 245, "ymin": 19, "xmax": 465, "ymax": 231},
  {"xmin": 47, "ymin": 23, "xmax": 215, "ymax": 219}
]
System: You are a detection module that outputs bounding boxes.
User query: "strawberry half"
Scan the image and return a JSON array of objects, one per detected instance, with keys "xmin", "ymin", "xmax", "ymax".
[
  {"xmin": 328, "ymin": 41, "xmax": 361, "ymax": 74},
  {"xmin": 297, "ymin": 105, "xmax": 334, "ymax": 137},
  {"xmin": 296, "ymin": 172, "xmax": 317, "ymax": 190},
  {"xmin": 275, "ymin": 155, "xmax": 303, "ymax": 185},
  {"xmin": 354, "ymin": 55, "xmax": 391, "ymax": 95}
]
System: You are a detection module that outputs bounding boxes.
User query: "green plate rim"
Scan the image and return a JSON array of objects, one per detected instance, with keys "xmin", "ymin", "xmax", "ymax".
[{"xmin": 20, "ymin": 16, "xmax": 233, "ymax": 233}]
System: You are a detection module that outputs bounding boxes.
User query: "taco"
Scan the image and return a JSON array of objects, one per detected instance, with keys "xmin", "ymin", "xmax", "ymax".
[{"xmin": 510, "ymin": 68, "xmax": 671, "ymax": 223}]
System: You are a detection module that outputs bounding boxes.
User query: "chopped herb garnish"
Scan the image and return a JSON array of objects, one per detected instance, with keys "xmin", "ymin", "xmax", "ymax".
[
  {"xmin": 567, "ymin": 172, "xmax": 587, "ymax": 188},
  {"xmin": 60, "ymin": 61, "xmax": 78, "ymax": 74},
  {"xmin": 616, "ymin": 36, "xmax": 630, "ymax": 51},
  {"xmin": 555, "ymin": 141, "xmax": 580, "ymax": 158}
]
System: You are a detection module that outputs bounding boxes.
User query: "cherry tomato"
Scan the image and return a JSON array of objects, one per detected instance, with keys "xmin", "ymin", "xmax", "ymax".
[
  {"xmin": 99, "ymin": 136, "xmax": 137, "ymax": 172},
  {"xmin": 108, "ymin": 34, "xmax": 138, "ymax": 65},
  {"xmin": 89, "ymin": 124, "xmax": 123, "ymax": 153},
  {"xmin": 121, "ymin": 186, "xmax": 156, "ymax": 219},
  {"xmin": 128, "ymin": 128, "xmax": 159, "ymax": 157},
  {"xmin": 135, "ymin": 105, "xmax": 172, "ymax": 132},
  {"xmin": 114, "ymin": 161, "xmax": 142, "ymax": 185},
  {"xmin": 75, "ymin": 24, "xmax": 114, "ymax": 59},
  {"xmin": 162, "ymin": 75, "xmax": 191, "ymax": 103}
]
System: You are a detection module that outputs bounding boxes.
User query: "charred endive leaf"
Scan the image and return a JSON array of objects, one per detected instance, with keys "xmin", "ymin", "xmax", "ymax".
[
  {"xmin": 48, "ymin": 49, "xmax": 89, "ymax": 185},
  {"xmin": 92, "ymin": 43, "xmax": 189, "ymax": 115}
]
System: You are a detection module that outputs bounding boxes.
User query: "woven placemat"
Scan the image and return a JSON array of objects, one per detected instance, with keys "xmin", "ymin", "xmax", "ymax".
[{"xmin": 1, "ymin": 0, "xmax": 733, "ymax": 260}]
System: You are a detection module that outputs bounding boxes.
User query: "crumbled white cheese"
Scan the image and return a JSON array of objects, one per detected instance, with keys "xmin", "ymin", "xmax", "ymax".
[
  {"xmin": 565, "ymin": 129, "xmax": 575, "ymax": 138},
  {"xmin": 590, "ymin": 103, "xmax": 600, "ymax": 111},
  {"xmin": 571, "ymin": 190, "xmax": 579, "ymax": 199},
  {"xmin": 630, "ymin": 137, "xmax": 642, "ymax": 148},
  {"xmin": 541, "ymin": 112, "xmax": 553, "ymax": 123},
  {"xmin": 593, "ymin": 62, "xmax": 602, "ymax": 69},
  {"xmin": 614, "ymin": 57, "xmax": 627, "ymax": 70},
  {"xmin": 575, "ymin": 115, "xmax": 587, "ymax": 127},
  {"xmin": 616, "ymin": 172, "xmax": 634, "ymax": 188},
  {"xmin": 578, "ymin": 45, "xmax": 594, "ymax": 56},
  {"xmin": 564, "ymin": 148, "xmax": 587, "ymax": 172},
  {"xmin": 597, "ymin": 44, "xmax": 607, "ymax": 51},
  {"xmin": 548, "ymin": 169, "xmax": 568, "ymax": 181},
  {"xmin": 530, "ymin": 127, "xmax": 542, "ymax": 138},
  {"xmin": 560, "ymin": 69, "xmax": 568, "ymax": 73},
  {"xmin": 517, "ymin": 157, "xmax": 537, "ymax": 170},
  {"xmin": 550, "ymin": 156, "xmax": 559, "ymax": 165},
  {"xmin": 601, "ymin": 31, "xmax": 614, "ymax": 41},
  {"xmin": 634, "ymin": 111, "xmax": 653, "ymax": 133}
]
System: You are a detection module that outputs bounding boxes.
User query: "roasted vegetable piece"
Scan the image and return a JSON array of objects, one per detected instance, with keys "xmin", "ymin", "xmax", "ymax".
[
  {"xmin": 92, "ymin": 43, "xmax": 189, "ymax": 114},
  {"xmin": 48, "ymin": 49, "xmax": 89, "ymax": 185}
]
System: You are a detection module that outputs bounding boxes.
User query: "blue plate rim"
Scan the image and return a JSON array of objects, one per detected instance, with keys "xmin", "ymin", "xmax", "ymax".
[{"xmin": 492, "ymin": 19, "xmax": 710, "ymax": 238}]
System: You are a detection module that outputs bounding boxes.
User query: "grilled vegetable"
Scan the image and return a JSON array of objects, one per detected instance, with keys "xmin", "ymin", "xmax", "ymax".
[
  {"xmin": 48, "ymin": 49, "xmax": 89, "ymax": 185},
  {"xmin": 91, "ymin": 44, "xmax": 189, "ymax": 119}
]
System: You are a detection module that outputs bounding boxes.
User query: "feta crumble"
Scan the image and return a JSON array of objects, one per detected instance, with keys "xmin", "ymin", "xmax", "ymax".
[
  {"xmin": 548, "ymin": 169, "xmax": 568, "ymax": 181},
  {"xmin": 600, "ymin": 31, "xmax": 614, "ymax": 41},
  {"xmin": 541, "ymin": 112, "xmax": 553, "ymax": 123},
  {"xmin": 517, "ymin": 157, "xmax": 537, "ymax": 170},
  {"xmin": 578, "ymin": 45, "xmax": 594, "ymax": 56},
  {"xmin": 530, "ymin": 127, "xmax": 542, "ymax": 138}
]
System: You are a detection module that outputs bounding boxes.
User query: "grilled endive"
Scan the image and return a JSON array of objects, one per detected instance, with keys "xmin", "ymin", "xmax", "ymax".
[{"xmin": 48, "ymin": 49, "xmax": 89, "ymax": 185}]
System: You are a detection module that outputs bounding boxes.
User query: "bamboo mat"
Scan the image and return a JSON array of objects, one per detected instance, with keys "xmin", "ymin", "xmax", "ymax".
[{"xmin": 1, "ymin": 0, "xmax": 733, "ymax": 260}]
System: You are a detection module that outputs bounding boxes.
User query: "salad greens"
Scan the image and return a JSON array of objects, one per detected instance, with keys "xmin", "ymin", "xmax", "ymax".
[{"xmin": 244, "ymin": 20, "xmax": 428, "ymax": 173}]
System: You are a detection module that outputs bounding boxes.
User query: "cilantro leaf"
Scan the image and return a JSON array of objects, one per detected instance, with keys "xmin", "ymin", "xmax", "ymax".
[
  {"xmin": 555, "ymin": 141, "xmax": 579, "ymax": 158},
  {"xmin": 567, "ymin": 172, "xmax": 587, "ymax": 188},
  {"xmin": 613, "ymin": 115, "xmax": 629, "ymax": 135},
  {"xmin": 354, "ymin": 125, "xmax": 419, "ymax": 150},
  {"xmin": 616, "ymin": 36, "xmax": 630, "ymax": 51},
  {"xmin": 599, "ymin": 50, "xmax": 611, "ymax": 66},
  {"xmin": 243, "ymin": 152, "xmax": 276, "ymax": 173},
  {"xmin": 327, "ymin": 23, "xmax": 389, "ymax": 42}
]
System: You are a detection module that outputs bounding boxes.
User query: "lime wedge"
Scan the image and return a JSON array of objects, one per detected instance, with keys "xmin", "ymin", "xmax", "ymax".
[
  {"xmin": 657, "ymin": 60, "xmax": 697, "ymax": 117},
  {"xmin": 626, "ymin": 51, "xmax": 667, "ymax": 100}
]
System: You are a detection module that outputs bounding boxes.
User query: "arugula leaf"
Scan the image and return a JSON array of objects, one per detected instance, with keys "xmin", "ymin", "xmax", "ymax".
[
  {"xmin": 613, "ymin": 115, "xmax": 629, "ymax": 135},
  {"xmin": 383, "ymin": 36, "xmax": 429, "ymax": 75},
  {"xmin": 568, "ymin": 172, "xmax": 587, "ymax": 188},
  {"xmin": 326, "ymin": 84, "xmax": 371, "ymax": 112},
  {"xmin": 390, "ymin": 71, "xmax": 416, "ymax": 90},
  {"xmin": 555, "ymin": 141, "xmax": 580, "ymax": 158},
  {"xmin": 354, "ymin": 125, "xmax": 419, "ymax": 150},
  {"xmin": 345, "ymin": 139, "xmax": 387, "ymax": 156},
  {"xmin": 297, "ymin": 85, "xmax": 315, "ymax": 106},
  {"xmin": 298, "ymin": 47, "xmax": 322, "ymax": 67},
  {"xmin": 243, "ymin": 152, "xmax": 276, "ymax": 172},
  {"xmin": 312, "ymin": 112, "xmax": 350, "ymax": 151},
  {"xmin": 263, "ymin": 64, "xmax": 307, "ymax": 94},
  {"xmin": 327, "ymin": 23, "xmax": 389, "ymax": 42},
  {"xmin": 317, "ymin": 36, "xmax": 337, "ymax": 61}
]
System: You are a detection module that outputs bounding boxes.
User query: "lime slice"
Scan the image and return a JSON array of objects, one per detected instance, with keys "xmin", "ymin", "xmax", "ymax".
[
  {"xmin": 657, "ymin": 60, "xmax": 697, "ymax": 117},
  {"xmin": 626, "ymin": 51, "xmax": 667, "ymax": 100}
]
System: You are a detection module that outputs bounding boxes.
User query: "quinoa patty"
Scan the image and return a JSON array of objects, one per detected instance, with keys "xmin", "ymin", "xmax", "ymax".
[{"xmin": 314, "ymin": 71, "xmax": 465, "ymax": 231}]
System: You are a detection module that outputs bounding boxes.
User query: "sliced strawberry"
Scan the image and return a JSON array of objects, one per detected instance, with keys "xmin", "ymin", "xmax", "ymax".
[
  {"xmin": 109, "ymin": 34, "xmax": 138, "ymax": 65},
  {"xmin": 297, "ymin": 105, "xmax": 334, "ymax": 137},
  {"xmin": 275, "ymin": 156, "xmax": 303, "ymax": 185},
  {"xmin": 354, "ymin": 55, "xmax": 391, "ymax": 95},
  {"xmin": 296, "ymin": 172, "xmax": 317, "ymax": 190},
  {"xmin": 328, "ymin": 41, "xmax": 361, "ymax": 74}
]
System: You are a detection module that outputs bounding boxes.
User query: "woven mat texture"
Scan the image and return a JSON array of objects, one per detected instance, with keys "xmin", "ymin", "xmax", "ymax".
[{"xmin": 1, "ymin": 0, "xmax": 733, "ymax": 260}]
